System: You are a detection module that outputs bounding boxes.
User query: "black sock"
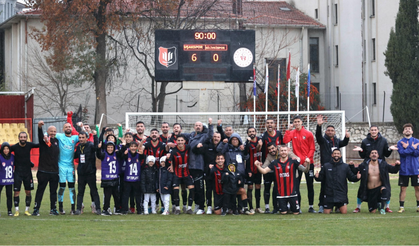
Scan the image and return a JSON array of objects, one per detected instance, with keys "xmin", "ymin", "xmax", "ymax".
[
  {"xmin": 400, "ymin": 201, "xmax": 405, "ymax": 207},
  {"xmin": 182, "ymin": 189, "xmax": 187, "ymax": 206},
  {"xmin": 59, "ymin": 202, "xmax": 63, "ymax": 209},
  {"xmin": 417, "ymin": 200, "xmax": 419, "ymax": 207},
  {"xmin": 173, "ymin": 190, "xmax": 180, "ymax": 207},
  {"xmin": 14, "ymin": 196, "xmax": 19, "ymax": 207},
  {"xmin": 71, "ymin": 204, "xmax": 75, "ymax": 211},
  {"xmin": 25, "ymin": 196, "xmax": 31, "ymax": 207},
  {"xmin": 188, "ymin": 188, "xmax": 195, "ymax": 207},
  {"xmin": 255, "ymin": 189, "xmax": 261, "ymax": 208},
  {"xmin": 247, "ymin": 189, "xmax": 253, "ymax": 209}
]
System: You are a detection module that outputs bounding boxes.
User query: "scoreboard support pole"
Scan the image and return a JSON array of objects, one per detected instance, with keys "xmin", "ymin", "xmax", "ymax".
[{"xmin": 183, "ymin": 81, "xmax": 225, "ymax": 122}]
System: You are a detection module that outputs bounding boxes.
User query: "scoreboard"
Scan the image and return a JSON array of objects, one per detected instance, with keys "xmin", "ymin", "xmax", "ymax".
[{"xmin": 155, "ymin": 30, "xmax": 255, "ymax": 82}]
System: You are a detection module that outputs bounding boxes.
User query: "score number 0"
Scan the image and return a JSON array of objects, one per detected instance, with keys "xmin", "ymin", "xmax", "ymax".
[{"xmin": 191, "ymin": 53, "xmax": 220, "ymax": 62}]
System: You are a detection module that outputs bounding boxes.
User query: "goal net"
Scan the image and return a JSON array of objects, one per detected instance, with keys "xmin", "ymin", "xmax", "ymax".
[{"xmin": 125, "ymin": 111, "xmax": 346, "ymax": 165}]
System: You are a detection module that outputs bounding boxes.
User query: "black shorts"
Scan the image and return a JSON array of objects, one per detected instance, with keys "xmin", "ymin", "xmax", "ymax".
[
  {"xmin": 278, "ymin": 196, "xmax": 299, "ymax": 213},
  {"xmin": 398, "ymin": 175, "xmax": 419, "ymax": 187},
  {"xmin": 367, "ymin": 186, "xmax": 387, "ymax": 212},
  {"xmin": 213, "ymin": 193, "xmax": 224, "ymax": 211},
  {"xmin": 324, "ymin": 201, "xmax": 346, "ymax": 210},
  {"xmin": 172, "ymin": 175, "xmax": 194, "ymax": 187},
  {"xmin": 263, "ymin": 172, "xmax": 274, "ymax": 184},
  {"xmin": 323, "ymin": 196, "xmax": 347, "ymax": 210},
  {"xmin": 246, "ymin": 172, "xmax": 262, "ymax": 185},
  {"xmin": 14, "ymin": 172, "xmax": 34, "ymax": 191}
]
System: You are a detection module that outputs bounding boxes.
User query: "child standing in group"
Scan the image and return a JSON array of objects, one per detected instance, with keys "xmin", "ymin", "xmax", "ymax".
[
  {"xmin": 96, "ymin": 141, "xmax": 121, "ymax": 216},
  {"xmin": 158, "ymin": 156, "xmax": 173, "ymax": 215},
  {"xmin": 0, "ymin": 142, "xmax": 14, "ymax": 216},
  {"xmin": 121, "ymin": 141, "xmax": 144, "ymax": 214},
  {"xmin": 141, "ymin": 156, "xmax": 158, "ymax": 214},
  {"xmin": 222, "ymin": 163, "xmax": 244, "ymax": 216}
]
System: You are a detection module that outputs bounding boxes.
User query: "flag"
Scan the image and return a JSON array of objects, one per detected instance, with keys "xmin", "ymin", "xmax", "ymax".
[
  {"xmin": 286, "ymin": 52, "xmax": 291, "ymax": 81},
  {"xmin": 253, "ymin": 66, "xmax": 257, "ymax": 96},
  {"xmin": 307, "ymin": 64, "xmax": 311, "ymax": 98},
  {"xmin": 275, "ymin": 64, "xmax": 280, "ymax": 97},
  {"xmin": 264, "ymin": 63, "xmax": 269, "ymax": 93},
  {"xmin": 295, "ymin": 67, "xmax": 299, "ymax": 98}
]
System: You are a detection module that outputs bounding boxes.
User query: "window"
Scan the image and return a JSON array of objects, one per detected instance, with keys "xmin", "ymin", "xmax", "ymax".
[
  {"xmin": 313, "ymin": 83, "xmax": 320, "ymax": 93},
  {"xmin": 336, "ymin": 86, "xmax": 340, "ymax": 108},
  {"xmin": 335, "ymin": 45, "xmax": 339, "ymax": 66},
  {"xmin": 372, "ymin": 38, "xmax": 376, "ymax": 61},
  {"xmin": 373, "ymin": 83, "xmax": 377, "ymax": 105},
  {"xmin": 371, "ymin": 0, "xmax": 375, "ymax": 17},
  {"xmin": 334, "ymin": 4, "xmax": 338, "ymax": 25},
  {"xmin": 309, "ymin": 38, "xmax": 319, "ymax": 73},
  {"xmin": 315, "ymin": 9, "xmax": 318, "ymax": 19}
]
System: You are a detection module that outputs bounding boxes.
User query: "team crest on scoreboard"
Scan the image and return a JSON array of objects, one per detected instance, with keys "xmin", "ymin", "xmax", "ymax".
[{"xmin": 158, "ymin": 47, "xmax": 177, "ymax": 68}]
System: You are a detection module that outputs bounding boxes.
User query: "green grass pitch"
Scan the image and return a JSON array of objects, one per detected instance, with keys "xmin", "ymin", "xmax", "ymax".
[{"xmin": 1, "ymin": 178, "xmax": 418, "ymax": 245}]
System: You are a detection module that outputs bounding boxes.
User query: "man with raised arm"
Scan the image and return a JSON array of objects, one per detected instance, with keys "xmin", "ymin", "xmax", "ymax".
[
  {"xmin": 315, "ymin": 114, "xmax": 350, "ymax": 213},
  {"xmin": 32, "ymin": 121, "xmax": 59, "ymax": 216}
]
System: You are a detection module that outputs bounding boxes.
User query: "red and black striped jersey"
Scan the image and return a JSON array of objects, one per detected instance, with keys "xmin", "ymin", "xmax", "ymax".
[
  {"xmin": 144, "ymin": 140, "xmax": 167, "ymax": 168},
  {"xmin": 159, "ymin": 135, "xmax": 169, "ymax": 143},
  {"xmin": 169, "ymin": 145, "xmax": 190, "ymax": 178},
  {"xmin": 245, "ymin": 138, "xmax": 262, "ymax": 174},
  {"xmin": 261, "ymin": 130, "xmax": 283, "ymax": 162},
  {"xmin": 133, "ymin": 134, "xmax": 148, "ymax": 142},
  {"xmin": 268, "ymin": 158, "xmax": 300, "ymax": 198},
  {"xmin": 210, "ymin": 165, "xmax": 224, "ymax": 195},
  {"xmin": 168, "ymin": 134, "xmax": 189, "ymax": 145}
]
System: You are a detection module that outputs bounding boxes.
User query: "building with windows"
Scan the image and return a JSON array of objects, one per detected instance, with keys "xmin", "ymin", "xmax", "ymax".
[{"xmin": 287, "ymin": 0, "xmax": 399, "ymax": 122}]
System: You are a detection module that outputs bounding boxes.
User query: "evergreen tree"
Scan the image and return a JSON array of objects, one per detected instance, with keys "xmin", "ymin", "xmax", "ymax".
[{"xmin": 384, "ymin": 0, "xmax": 419, "ymax": 136}]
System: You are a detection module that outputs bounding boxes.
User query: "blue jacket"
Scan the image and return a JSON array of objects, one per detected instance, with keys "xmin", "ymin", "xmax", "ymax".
[
  {"xmin": 397, "ymin": 137, "xmax": 419, "ymax": 175},
  {"xmin": 188, "ymin": 125, "xmax": 210, "ymax": 171}
]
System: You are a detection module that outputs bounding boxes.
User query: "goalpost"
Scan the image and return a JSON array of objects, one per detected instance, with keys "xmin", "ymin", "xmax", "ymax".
[{"xmin": 125, "ymin": 110, "xmax": 346, "ymax": 165}]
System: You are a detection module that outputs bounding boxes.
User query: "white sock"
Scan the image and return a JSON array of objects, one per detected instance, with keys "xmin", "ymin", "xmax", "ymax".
[
  {"xmin": 15, "ymin": 207, "xmax": 19, "ymax": 211},
  {"xmin": 357, "ymin": 204, "xmax": 361, "ymax": 209},
  {"xmin": 309, "ymin": 205, "xmax": 313, "ymax": 208},
  {"xmin": 265, "ymin": 204, "xmax": 269, "ymax": 209},
  {"xmin": 176, "ymin": 206, "xmax": 180, "ymax": 210},
  {"xmin": 25, "ymin": 206, "xmax": 29, "ymax": 211}
]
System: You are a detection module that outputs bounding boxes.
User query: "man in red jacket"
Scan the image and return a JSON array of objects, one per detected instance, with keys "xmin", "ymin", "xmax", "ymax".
[{"xmin": 283, "ymin": 116, "xmax": 316, "ymax": 213}]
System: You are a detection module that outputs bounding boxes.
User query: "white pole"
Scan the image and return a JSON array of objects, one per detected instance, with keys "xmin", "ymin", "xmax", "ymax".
[
  {"xmin": 296, "ymin": 67, "xmax": 299, "ymax": 112},
  {"xmin": 98, "ymin": 113, "xmax": 105, "ymax": 130},
  {"xmin": 265, "ymin": 62, "xmax": 269, "ymax": 119},
  {"xmin": 288, "ymin": 78, "xmax": 290, "ymax": 125},
  {"xmin": 253, "ymin": 96, "xmax": 256, "ymax": 127},
  {"xmin": 277, "ymin": 64, "xmax": 280, "ymax": 129},
  {"xmin": 307, "ymin": 96, "xmax": 310, "ymax": 129}
]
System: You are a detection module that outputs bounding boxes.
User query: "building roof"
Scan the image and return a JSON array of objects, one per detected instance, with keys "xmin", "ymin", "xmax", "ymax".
[
  {"xmin": 243, "ymin": 1, "xmax": 324, "ymax": 28},
  {"xmin": 0, "ymin": 0, "xmax": 325, "ymax": 30}
]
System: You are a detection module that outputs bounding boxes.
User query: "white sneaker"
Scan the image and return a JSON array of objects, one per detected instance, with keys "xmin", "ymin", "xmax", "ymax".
[
  {"xmin": 206, "ymin": 206, "xmax": 213, "ymax": 215},
  {"xmin": 194, "ymin": 205, "xmax": 200, "ymax": 214},
  {"xmin": 144, "ymin": 211, "xmax": 149, "ymax": 215},
  {"xmin": 196, "ymin": 209, "xmax": 205, "ymax": 215},
  {"xmin": 91, "ymin": 203, "xmax": 96, "ymax": 214},
  {"xmin": 152, "ymin": 211, "xmax": 157, "ymax": 214},
  {"xmin": 161, "ymin": 211, "xmax": 169, "ymax": 215}
]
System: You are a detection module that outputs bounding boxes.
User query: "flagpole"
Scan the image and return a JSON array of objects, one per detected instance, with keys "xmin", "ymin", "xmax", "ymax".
[
  {"xmin": 265, "ymin": 62, "xmax": 269, "ymax": 119},
  {"xmin": 253, "ymin": 64, "xmax": 257, "ymax": 127},
  {"xmin": 277, "ymin": 64, "xmax": 280, "ymax": 128},
  {"xmin": 287, "ymin": 52, "xmax": 291, "ymax": 126},
  {"xmin": 307, "ymin": 64, "xmax": 310, "ymax": 129},
  {"xmin": 296, "ymin": 67, "xmax": 299, "ymax": 112}
]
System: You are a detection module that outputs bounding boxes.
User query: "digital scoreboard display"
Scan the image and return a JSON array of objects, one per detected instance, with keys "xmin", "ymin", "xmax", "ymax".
[{"xmin": 155, "ymin": 30, "xmax": 255, "ymax": 82}]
